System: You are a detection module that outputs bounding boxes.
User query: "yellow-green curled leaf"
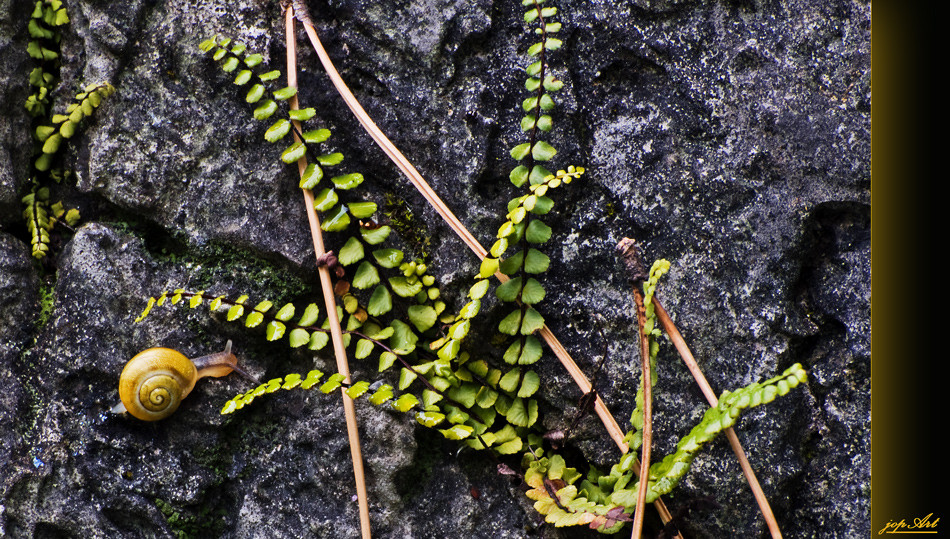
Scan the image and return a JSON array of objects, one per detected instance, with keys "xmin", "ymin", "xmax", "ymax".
[
  {"xmin": 199, "ymin": 38, "xmax": 217, "ymax": 52},
  {"xmin": 35, "ymin": 125, "xmax": 56, "ymax": 141},
  {"xmin": 347, "ymin": 201, "xmax": 377, "ymax": 218},
  {"xmin": 505, "ymin": 397, "xmax": 538, "ymax": 427},
  {"xmin": 244, "ymin": 311, "xmax": 264, "ymax": 327},
  {"xmin": 259, "ymin": 70, "xmax": 280, "ymax": 82},
  {"xmin": 300, "ymin": 369, "xmax": 324, "ymax": 389},
  {"xmin": 299, "ymin": 163, "xmax": 323, "ymax": 189},
  {"xmin": 440, "ymin": 424, "xmax": 474, "ymax": 440},
  {"xmin": 320, "ymin": 373, "xmax": 346, "ymax": 393},
  {"xmin": 265, "ymin": 320, "xmax": 286, "ymax": 341},
  {"xmin": 355, "ymin": 339, "xmax": 374, "ymax": 359},
  {"xmin": 42, "ymin": 133, "xmax": 62, "ymax": 154},
  {"xmin": 459, "ymin": 299, "xmax": 481, "ymax": 319},
  {"xmin": 498, "ymin": 309, "xmax": 523, "ymax": 336},
  {"xmin": 371, "ymin": 353, "xmax": 395, "ymax": 375},
  {"xmin": 392, "ymin": 394, "xmax": 419, "ymax": 412},
  {"xmin": 360, "ymin": 225, "xmax": 391, "ymax": 245},
  {"xmin": 416, "ymin": 410, "xmax": 446, "ymax": 428},
  {"xmin": 407, "ymin": 305, "xmax": 437, "ymax": 332},
  {"xmin": 369, "ymin": 384, "xmax": 394, "ymax": 405},
  {"xmin": 59, "ymin": 121, "xmax": 77, "ymax": 139},
  {"xmin": 352, "ymin": 261, "xmax": 380, "ymax": 289},
  {"xmin": 346, "ymin": 380, "xmax": 371, "ymax": 399},
  {"xmin": 298, "ymin": 303, "xmax": 320, "ymax": 326},
  {"xmin": 273, "ymin": 86, "xmax": 297, "ymax": 100},
  {"xmin": 288, "ymin": 328, "xmax": 311, "ymax": 348},
  {"xmin": 312, "ymin": 188, "xmax": 338, "ymax": 212},
  {"xmin": 468, "ymin": 279, "xmax": 490, "ymax": 300},
  {"xmin": 281, "ymin": 142, "xmax": 306, "ymax": 163},
  {"xmin": 388, "ymin": 276, "xmax": 423, "ymax": 298},
  {"xmin": 253, "ymin": 100, "xmax": 278, "ymax": 120},
  {"xmin": 227, "ymin": 304, "xmax": 245, "ymax": 321},
  {"xmin": 289, "ymin": 107, "xmax": 316, "ymax": 121},
  {"xmin": 338, "ymin": 236, "xmax": 364, "ymax": 265},
  {"xmin": 221, "ymin": 56, "xmax": 239, "ymax": 72},
  {"xmin": 478, "ymin": 257, "xmax": 499, "ymax": 279},
  {"xmin": 282, "ymin": 373, "xmax": 303, "ymax": 389},
  {"xmin": 372, "ymin": 249, "xmax": 404, "ymax": 268},
  {"xmin": 531, "ymin": 141, "xmax": 557, "ymax": 161},
  {"xmin": 500, "ymin": 368, "xmax": 521, "ymax": 393},
  {"xmin": 303, "ymin": 129, "xmax": 331, "ymax": 144},
  {"xmin": 398, "ymin": 368, "xmax": 418, "ymax": 390},
  {"xmin": 510, "ymin": 165, "xmax": 530, "ymax": 187},
  {"xmin": 520, "ymin": 307, "xmax": 545, "ymax": 334},
  {"xmin": 275, "ymin": 303, "xmax": 295, "ymax": 321},
  {"xmin": 245, "ymin": 53, "xmax": 263, "ymax": 67},
  {"xmin": 495, "ymin": 437, "xmax": 524, "ymax": 455},
  {"xmin": 264, "ymin": 119, "xmax": 291, "ymax": 142},
  {"xmin": 367, "ymin": 285, "xmax": 392, "ymax": 316},
  {"xmin": 317, "ymin": 153, "xmax": 344, "ymax": 166},
  {"xmin": 233, "ymin": 70, "xmax": 252, "ymax": 85},
  {"xmin": 510, "ymin": 143, "xmax": 531, "ymax": 160},
  {"xmin": 504, "ymin": 335, "xmax": 543, "ymax": 365},
  {"xmin": 320, "ymin": 204, "xmax": 350, "ymax": 232},
  {"xmin": 331, "ymin": 173, "xmax": 364, "ymax": 190},
  {"xmin": 308, "ymin": 331, "xmax": 329, "ymax": 350},
  {"xmin": 388, "ymin": 320, "xmax": 418, "ymax": 355},
  {"xmin": 517, "ymin": 370, "xmax": 540, "ymax": 397},
  {"xmin": 34, "ymin": 153, "xmax": 52, "ymax": 172}
]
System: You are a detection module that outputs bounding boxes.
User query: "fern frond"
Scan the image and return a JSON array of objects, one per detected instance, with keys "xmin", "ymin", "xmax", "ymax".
[
  {"xmin": 34, "ymin": 82, "xmax": 114, "ymax": 172},
  {"xmin": 135, "ymin": 288, "xmax": 548, "ymax": 453},
  {"xmin": 609, "ymin": 363, "xmax": 809, "ymax": 507}
]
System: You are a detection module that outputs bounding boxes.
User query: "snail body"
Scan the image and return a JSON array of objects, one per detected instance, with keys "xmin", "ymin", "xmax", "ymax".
[{"xmin": 113, "ymin": 340, "xmax": 249, "ymax": 421}]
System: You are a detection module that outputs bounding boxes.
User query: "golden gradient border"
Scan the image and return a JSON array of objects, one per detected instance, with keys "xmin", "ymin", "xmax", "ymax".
[{"xmin": 871, "ymin": 2, "xmax": 941, "ymax": 534}]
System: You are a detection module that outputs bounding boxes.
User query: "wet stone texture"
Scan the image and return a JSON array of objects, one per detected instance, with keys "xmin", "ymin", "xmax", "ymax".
[{"xmin": 0, "ymin": 0, "xmax": 868, "ymax": 537}]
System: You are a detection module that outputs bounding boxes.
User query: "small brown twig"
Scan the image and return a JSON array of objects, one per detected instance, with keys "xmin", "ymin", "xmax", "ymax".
[
  {"xmin": 617, "ymin": 238, "xmax": 653, "ymax": 539},
  {"xmin": 284, "ymin": 8, "xmax": 372, "ymax": 538}
]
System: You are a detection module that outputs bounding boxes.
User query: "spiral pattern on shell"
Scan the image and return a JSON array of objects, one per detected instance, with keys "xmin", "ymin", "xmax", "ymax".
[
  {"xmin": 117, "ymin": 347, "xmax": 197, "ymax": 421},
  {"xmin": 138, "ymin": 373, "xmax": 179, "ymax": 413}
]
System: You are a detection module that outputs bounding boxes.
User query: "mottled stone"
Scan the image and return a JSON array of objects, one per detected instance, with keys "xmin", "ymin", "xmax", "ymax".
[{"xmin": 0, "ymin": 0, "xmax": 869, "ymax": 537}]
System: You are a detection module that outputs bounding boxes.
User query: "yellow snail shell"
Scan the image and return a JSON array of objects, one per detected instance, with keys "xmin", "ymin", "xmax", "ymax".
[{"xmin": 112, "ymin": 340, "xmax": 242, "ymax": 421}]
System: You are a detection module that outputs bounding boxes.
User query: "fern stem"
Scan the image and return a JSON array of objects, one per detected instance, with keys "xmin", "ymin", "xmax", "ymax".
[
  {"xmin": 285, "ymin": 9, "xmax": 372, "ymax": 539},
  {"xmin": 652, "ymin": 297, "xmax": 783, "ymax": 538},
  {"xmin": 630, "ymin": 286, "xmax": 653, "ymax": 539},
  {"xmin": 617, "ymin": 238, "xmax": 674, "ymax": 539},
  {"xmin": 524, "ymin": 0, "xmax": 547, "ymax": 161}
]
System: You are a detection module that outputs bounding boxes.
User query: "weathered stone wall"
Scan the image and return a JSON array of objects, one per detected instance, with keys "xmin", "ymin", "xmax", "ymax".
[{"xmin": 1, "ymin": 0, "xmax": 869, "ymax": 537}]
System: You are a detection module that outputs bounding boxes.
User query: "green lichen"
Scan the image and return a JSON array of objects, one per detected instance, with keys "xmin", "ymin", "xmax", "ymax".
[
  {"xmin": 155, "ymin": 498, "xmax": 227, "ymax": 539},
  {"xmin": 35, "ymin": 278, "xmax": 55, "ymax": 330},
  {"xmin": 383, "ymin": 193, "xmax": 432, "ymax": 262}
]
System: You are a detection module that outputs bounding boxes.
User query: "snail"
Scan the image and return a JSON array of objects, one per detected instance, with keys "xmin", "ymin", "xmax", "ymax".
[{"xmin": 111, "ymin": 340, "xmax": 257, "ymax": 421}]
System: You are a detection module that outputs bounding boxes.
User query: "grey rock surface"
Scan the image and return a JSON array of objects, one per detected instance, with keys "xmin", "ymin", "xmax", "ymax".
[{"xmin": 0, "ymin": 0, "xmax": 869, "ymax": 537}]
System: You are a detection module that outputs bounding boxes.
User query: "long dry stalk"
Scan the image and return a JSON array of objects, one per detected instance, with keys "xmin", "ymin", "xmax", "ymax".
[
  {"xmin": 288, "ymin": 4, "xmax": 678, "ymax": 534},
  {"xmin": 630, "ymin": 287, "xmax": 654, "ymax": 539},
  {"xmin": 284, "ymin": 8, "xmax": 372, "ymax": 538}
]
